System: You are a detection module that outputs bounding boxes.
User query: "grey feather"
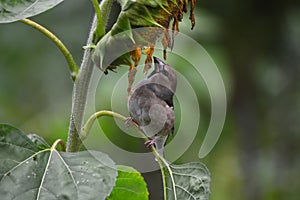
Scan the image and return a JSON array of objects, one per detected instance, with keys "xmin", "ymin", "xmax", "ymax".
[{"xmin": 127, "ymin": 57, "xmax": 177, "ymax": 157}]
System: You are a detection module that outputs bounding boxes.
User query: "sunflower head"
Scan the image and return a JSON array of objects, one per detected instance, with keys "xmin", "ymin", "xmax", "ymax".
[{"xmin": 92, "ymin": 0, "xmax": 196, "ymax": 92}]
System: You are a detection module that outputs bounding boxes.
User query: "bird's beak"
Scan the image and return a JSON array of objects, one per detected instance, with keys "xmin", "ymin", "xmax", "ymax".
[{"xmin": 153, "ymin": 56, "xmax": 165, "ymax": 72}]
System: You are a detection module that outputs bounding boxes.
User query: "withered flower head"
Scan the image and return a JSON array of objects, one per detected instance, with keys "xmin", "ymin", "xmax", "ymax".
[{"xmin": 92, "ymin": 0, "xmax": 196, "ymax": 93}]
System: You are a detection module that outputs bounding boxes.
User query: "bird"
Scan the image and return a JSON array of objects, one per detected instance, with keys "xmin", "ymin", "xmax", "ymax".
[{"xmin": 127, "ymin": 57, "xmax": 177, "ymax": 157}]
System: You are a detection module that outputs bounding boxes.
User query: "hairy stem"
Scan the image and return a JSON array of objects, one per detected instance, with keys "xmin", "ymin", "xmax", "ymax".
[
  {"xmin": 66, "ymin": 0, "xmax": 115, "ymax": 152},
  {"xmin": 66, "ymin": 16, "xmax": 96, "ymax": 152},
  {"xmin": 20, "ymin": 19, "xmax": 79, "ymax": 81}
]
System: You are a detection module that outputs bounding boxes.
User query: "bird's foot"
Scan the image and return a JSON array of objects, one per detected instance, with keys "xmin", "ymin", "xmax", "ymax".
[
  {"xmin": 145, "ymin": 138, "xmax": 156, "ymax": 148},
  {"xmin": 124, "ymin": 117, "xmax": 138, "ymax": 128}
]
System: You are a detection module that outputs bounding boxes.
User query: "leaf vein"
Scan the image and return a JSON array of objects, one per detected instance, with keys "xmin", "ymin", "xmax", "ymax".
[
  {"xmin": 55, "ymin": 151, "xmax": 79, "ymax": 194},
  {"xmin": 175, "ymin": 184, "xmax": 197, "ymax": 200},
  {"xmin": 113, "ymin": 186, "xmax": 141, "ymax": 194}
]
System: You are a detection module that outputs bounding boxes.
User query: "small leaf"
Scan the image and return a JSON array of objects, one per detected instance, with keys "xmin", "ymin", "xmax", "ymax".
[
  {"xmin": 107, "ymin": 165, "xmax": 149, "ymax": 200},
  {"xmin": 166, "ymin": 162, "xmax": 210, "ymax": 200},
  {"xmin": 0, "ymin": 124, "xmax": 117, "ymax": 200},
  {"xmin": 0, "ymin": 0, "xmax": 64, "ymax": 23}
]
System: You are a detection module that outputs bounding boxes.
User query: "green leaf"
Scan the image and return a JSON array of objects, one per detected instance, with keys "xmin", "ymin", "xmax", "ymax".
[
  {"xmin": 165, "ymin": 162, "xmax": 210, "ymax": 200},
  {"xmin": 0, "ymin": 0, "xmax": 64, "ymax": 23},
  {"xmin": 0, "ymin": 124, "xmax": 117, "ymax": 200},
  {"xmin": 107, "ymin": 165, "xmax": 149, "ymax": 200},
  {"xmin": 27, "ymin": 133, "xmax": 50, "ymax": 149},
  {"xmin": 92, "ymin": 0, "xmax": 165, "ymax": 73}
]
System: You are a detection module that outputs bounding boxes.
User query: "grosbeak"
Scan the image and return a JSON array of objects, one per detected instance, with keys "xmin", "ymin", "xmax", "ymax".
[{"xmin": 127, "ymin": 57, "xmax": 177, "ymax": 156}]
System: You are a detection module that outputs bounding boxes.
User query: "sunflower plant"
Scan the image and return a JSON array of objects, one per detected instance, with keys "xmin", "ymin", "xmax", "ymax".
[{"xmin": 0, "ymin": 0, "xmax": 209, "ymax": 199}]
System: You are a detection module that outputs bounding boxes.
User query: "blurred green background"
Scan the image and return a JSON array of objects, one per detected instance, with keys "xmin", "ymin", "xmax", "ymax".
[{"xmin": 1, "ymin": 0, "xmax": 300, "ymax": 199}]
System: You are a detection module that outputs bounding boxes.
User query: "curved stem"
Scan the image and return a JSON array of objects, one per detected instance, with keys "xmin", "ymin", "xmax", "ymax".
[
  {"xmin": 20, "ymin": 19, "xmax": 79, "ymax": 81},
  {"xmin": 51, "ymin": 139, "xmax": 66, "ymax": 151},
  {"xmin": 161, "ymin": 158, "xmax": 177, "ymax": 200},
  {"xmin": 80, "ymin": 110, "xmax": 126, "ymax": 140},
  {"xmin": 81, "ymin": 110, "xmax": 172, "ymax": 199},
  {"xmin": 81, "ymin": 110, "xmax": 164, "ymax": 155}
]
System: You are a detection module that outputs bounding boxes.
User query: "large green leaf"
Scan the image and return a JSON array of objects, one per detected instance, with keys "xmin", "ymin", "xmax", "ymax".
[
  {"xmin": 0, "ymin": 124, "xmax": 117, "ymax": 200},
  {"xmin": 166, "ymin": 162, "xmax": 211, "ymax": 200},
  {"xmin": 0, "ymin": 0, "xmax": 64, "ymax": 23},
  {"xmin": 107, "ymin": 165, "xmax": 149, "ymax": 200}
]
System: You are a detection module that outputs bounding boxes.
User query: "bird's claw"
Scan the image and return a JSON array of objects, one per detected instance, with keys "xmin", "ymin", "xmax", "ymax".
[
  {"xmin": 124, "ymin": 117, "xmax": 139, "ymax": 128},
  {"xmin": 124, "ymin": 117, "xmax": 133, "ymax": 128},
  {"xmin": 145, "ymin": 139, "xmax": 156, "ymax": 148}
]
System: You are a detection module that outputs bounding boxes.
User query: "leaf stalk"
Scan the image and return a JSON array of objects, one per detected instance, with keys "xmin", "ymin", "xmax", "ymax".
[
  {"xmin": 20, "ymin": 19, "xmax": 79, "ymax": 81},
  {"xmin": 81, "ymin": 110, "xmax": 176, "ymax": 199}
]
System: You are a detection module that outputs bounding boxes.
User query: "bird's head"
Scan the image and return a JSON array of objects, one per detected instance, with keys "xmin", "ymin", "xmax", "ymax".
[{"xmin": 147, "ymin": 57, "xmax": 177, "ymax": 93}]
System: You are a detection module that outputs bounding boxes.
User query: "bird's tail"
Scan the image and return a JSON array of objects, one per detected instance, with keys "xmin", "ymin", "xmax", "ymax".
[{"xmin": 155, "ymin": 135, "xmax": 168, "ymax": 157}]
